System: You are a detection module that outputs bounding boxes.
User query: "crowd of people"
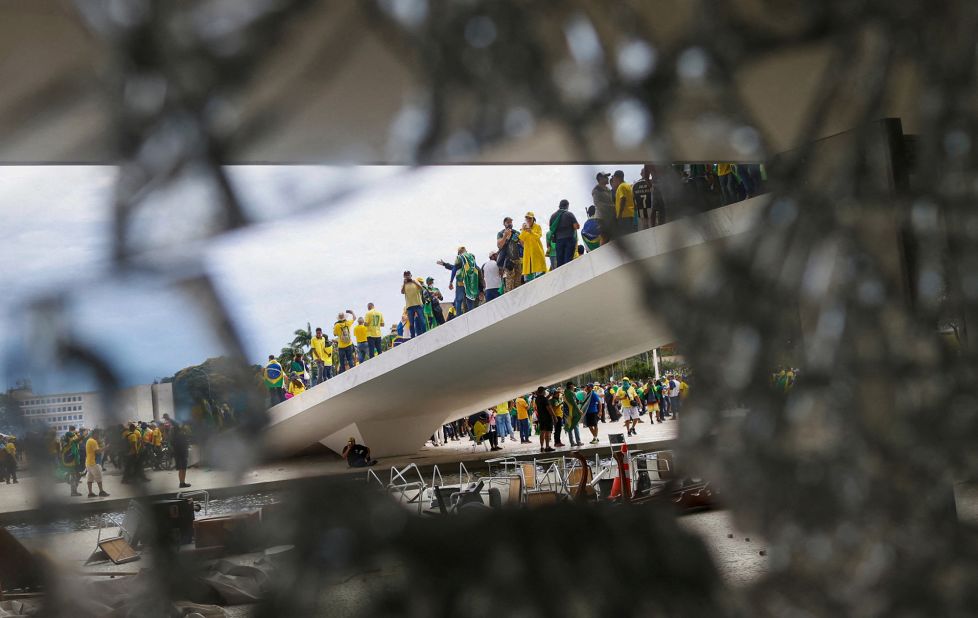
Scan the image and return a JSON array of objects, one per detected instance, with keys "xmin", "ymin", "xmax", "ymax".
[
  {"xmin": 261, "ymin": 162, "xmax": 762, "ymax": 404},
  {"xmin": 0, "ymin": 413, "xmax": 192, "ymax": 498},
  {"xmin": 430, "ymin": 373, "xmax": 690, "ymax": 453}
]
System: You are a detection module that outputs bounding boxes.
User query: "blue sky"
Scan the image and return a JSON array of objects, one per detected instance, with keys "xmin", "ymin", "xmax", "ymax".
[{"xmin": 0, "ymin": 164, "xmax": 625, "ymax": 392}]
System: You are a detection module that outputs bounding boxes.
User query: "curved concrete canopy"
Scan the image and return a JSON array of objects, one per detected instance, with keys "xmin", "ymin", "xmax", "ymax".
[{"xmin": 264, "ymin": 195, "xmax": 768, "ymax": 457}]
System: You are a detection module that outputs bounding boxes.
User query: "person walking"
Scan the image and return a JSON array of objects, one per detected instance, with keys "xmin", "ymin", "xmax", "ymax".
[
  {"xmin": 534, "ymin": 387, "xmax": 556, "ymax": 452},
  {"xmin": 548, "ymin": 200, "xmax": 580, "ymax": 268},
  {"xmin": 263, "ymin": 355, "xmax": 286, "ymax": 403},
  {"xmin": 519, "ymin": 212, "xmax": 548, "ymax": 282},
  {"xmin": 667, "ymin": 374, "xmax": 682, "ymax": 420},
  {"xmin": 354, "ymin": 317, "xmax": 369, "ymax": 364},
  {"xmin": 401, "ymin": 271, "xmax": 427, "ymax": 338},
  {"xmin": 582, "ymin": 383, "xmax": 601, "ymax": 444},
  {"xmin": 84, "ymin": 429, "xmax": 109, "ymax": 498},
  {"xmin": 364, "ymin": 303, "xmax": 385, "ymax": 359},
  {"xmin": 333, "ymin": 309, "xmax": 357, "ymax": 372},
  {"xmin": 562, "ymin": 382, "xmax": 584, "ymax": 447},
  {"xmin": 482, "ymin": 252, "xmax": 504, "ymax": 301},
  {"xmin": 310, "ymin": 327, "xmax": 333, "ymax": 383},
  {"xmin": 616, "ymin": 378, "xmax": 641, "ymax": 436}
]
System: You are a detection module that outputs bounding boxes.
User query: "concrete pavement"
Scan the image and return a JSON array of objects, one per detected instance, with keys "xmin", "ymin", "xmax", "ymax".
[{"xmin": 0, "ymin": 416, "xmax": 678, "ymax": 524}]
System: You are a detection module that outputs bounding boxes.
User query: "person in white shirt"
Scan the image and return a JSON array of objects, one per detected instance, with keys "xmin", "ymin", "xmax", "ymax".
[
  {"xmin": 482, "ymin": 252, "xmax": 504, "ymax": 302},
  {"xmin": 667, "ymin": 374, "xmax": 682, "ymax": 419}
]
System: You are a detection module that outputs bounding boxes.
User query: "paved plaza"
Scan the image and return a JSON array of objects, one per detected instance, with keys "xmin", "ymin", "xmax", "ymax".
[{"xmin": 0, "ymin": 416, "xmax": 678, "ymax": 522}]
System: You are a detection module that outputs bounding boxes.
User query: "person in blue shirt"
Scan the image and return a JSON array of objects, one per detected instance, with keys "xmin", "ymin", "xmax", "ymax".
[{"xmin": 581, "ymin": 383, "xmax": 602, "ymax": 444}]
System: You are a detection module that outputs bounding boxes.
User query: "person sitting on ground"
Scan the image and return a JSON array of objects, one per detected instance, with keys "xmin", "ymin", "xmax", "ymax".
[
  {"xmin": 471, "ymin": 414, "xmax": 500, "ymax": 451},
  {"xmin": 287, "ymin": 374, "xmax": 306, "ymax": 398},
  {"xmin": 342, "ymin": 437, "xmax": 377, "ymax": 467}
]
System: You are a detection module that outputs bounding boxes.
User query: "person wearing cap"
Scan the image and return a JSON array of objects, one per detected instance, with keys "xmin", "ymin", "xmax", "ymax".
[
  {"xmin": 592, "ymin": 171, "xmax": 615, "ymax": 222},
  {"xmin": 615, "ymin": 378, "xmax": 641, "ymax": 436},
  {"xmin": 424, "ymin": 277, "xmax": 446, "ymax": 325},
  {"xmin": 582, "ymin": 383, "xmax": 602, "ymax": 444},
  {"xmin": 401, "ymin": 271, "xmax": 427, "ymax": 338},
  {"xmin": 482, "ymin": 251, "xmax": 504, "ymax": 302},
  {"xmin": 363, "ymin": 303, "xmax": 386, "ymax": 359},
  {"xmin": 562, "ymin": 382, "xmax": 584, "ymax": 447},
  {"xmin": 549, "ymin": 199, "xmax": 580, "ymax": 268},
  {"xmin": 333, "ymin": 309, "xmax": 357, "ymax": 372},
  {"xmin": 518, "ymin": 212, "xmax": 548, "ymax": 282},
  {"xmin": 496, "ymin": 216, "xmax": 524, "ymax": 293},
  {"xmin": 610, "ymin": 170, "xmax": 637, "ymax": 235},
  {"xmin": 416, "ymin": 277, "xmax": 437, "ymax": 330}
]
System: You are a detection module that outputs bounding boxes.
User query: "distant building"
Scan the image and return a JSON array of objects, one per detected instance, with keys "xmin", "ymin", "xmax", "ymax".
[{"xmin": 11, "ymin": 383, "xmax": 174, "ymax": 433}]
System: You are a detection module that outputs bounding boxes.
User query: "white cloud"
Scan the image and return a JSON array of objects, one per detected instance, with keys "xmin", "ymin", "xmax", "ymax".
[{"xmin": 0, "ymin": 163, "xmax": 631, "ymax": 387}]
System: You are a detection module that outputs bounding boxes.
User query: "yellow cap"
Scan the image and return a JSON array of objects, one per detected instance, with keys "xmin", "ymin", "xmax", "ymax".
[{"xmin": 525, "ymin": 211, "xmax": 536, "ymax": 219}]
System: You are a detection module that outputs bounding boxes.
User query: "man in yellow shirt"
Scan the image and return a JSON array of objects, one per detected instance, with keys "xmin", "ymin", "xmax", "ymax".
[
  {"xmin": 615, "ymin": 378, "xmax": 641, "ymax": 436},
  {"xmin": 716, "ymin": 163, "xmax": 739, "ymax": 205},
  {"xmin": 85, "ymin": 429, "xmax": 109, "ymax": 497},
  {"xmin": 353, "ymin": 317, "xmax": 369, "ymax": 365},
  {"xmin": 310, "ymin": 327, "xmax": 333, "ymax": 383},
  {"xmin": 494, "ymin": 401, "xmax": 515, "ymax": 442},
  {"xmin": 0, "ymin": 438, "xmax": 16, "ymax": 484},
  {"xmin": 333, "ymin": 309, "xmax": 357, "ymax": 373},
  {"xmin": 364, "ymin": 302, "xmax": 385, "ymax": 359},
  {"xmin": 611, "ymin": 170, "xmax": 637, "ymax": 234},
  {"xmin": 516, "ymin": 396, "xmax": 531, "ymax": 443}
]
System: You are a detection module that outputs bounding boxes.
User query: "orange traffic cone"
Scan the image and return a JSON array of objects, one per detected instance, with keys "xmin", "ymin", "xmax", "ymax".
[{"xmin": 607, "ymin": 442, "xmax": 631, "ymax": 500}]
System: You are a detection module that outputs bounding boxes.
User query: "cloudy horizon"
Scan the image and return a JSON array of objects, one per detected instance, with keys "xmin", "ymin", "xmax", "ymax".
[{"xmin": 0, "ymin": 163, "xmax": 632, "ymax": 394}]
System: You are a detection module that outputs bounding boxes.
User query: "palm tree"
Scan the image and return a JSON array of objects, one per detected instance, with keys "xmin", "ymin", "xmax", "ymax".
[{"xmin": 292, "ymin": 322, "xmax": 312, "ymax": 350}]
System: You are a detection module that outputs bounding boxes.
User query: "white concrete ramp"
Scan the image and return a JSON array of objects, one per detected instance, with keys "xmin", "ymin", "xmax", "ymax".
[{"xmin": 264, "ymin": 196, "xmax": 768, "ymax": 457}]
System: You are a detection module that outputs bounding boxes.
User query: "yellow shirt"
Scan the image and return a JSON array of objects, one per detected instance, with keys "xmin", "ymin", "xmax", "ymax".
[
  {"xmin": 353, "ymin": 324, "xmax": 368, "ymax": 343},
  {"xmin": 85, "ymin": 437, "xmax": 99, "ymax": 467},
  {"xmin": 717, "ymin": 163, "xmax": 733, "ymax": 176},
  {"xmin": 153, "ymin": 428, "xmax": 163, "ymax": 446},
  {"xmin": 364, "ymin": 309, "xmax": 385, "ymax": 338},
  {"xmin": 288, "ymin": 380, "xmax": 306, "ymax": 396},
  {"xmin": 495, "ymin": 402, "xmax": 509, "ymax": 415},
  {"xmin": 334, "ymin": 319, "xmax": 355, "ymax": 348},
  {"xmin": 4, "ymin": 443, "xmax": 14, "ymax": 457},
  {"xmin": 402, "ymin": 281, "xmax": 423, "ymax": 308},
  {"xmin": 616, "ymin": 386, "xmax": 638, "ymax": 406},
  {"xmin": 128, "ymin": 430, "xmax": 141, "ymax": 454},
  {"xmin": 516, "ymin": 398, "xmax": 529, "ymax": 420},
  {"xmin": 615, "ymin": 182, "xmax": 635, "ymax": 219},
  {"xmin": 143, "ymin": 429, "xmax": 155, "ymax": 444},
  {"xmin": 310, "ymin": 335, "xmax": 331, "ymax": 362},
  {"xmin": 519, "ymin": 223, "xmax": 549, "ymax": 276}
]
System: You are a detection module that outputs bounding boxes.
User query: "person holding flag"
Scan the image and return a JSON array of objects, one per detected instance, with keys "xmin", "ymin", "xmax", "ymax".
[{"xmin": 263, "ymin": 354, "xmax": 286, "ymax": 404}]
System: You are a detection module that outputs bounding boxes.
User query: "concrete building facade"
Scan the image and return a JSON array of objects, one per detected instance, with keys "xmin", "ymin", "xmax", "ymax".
[{"xmin": 13, "ymin": 383, "xmax": 173, "ymax": 433}]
